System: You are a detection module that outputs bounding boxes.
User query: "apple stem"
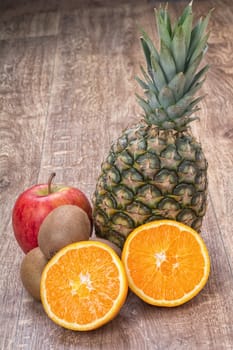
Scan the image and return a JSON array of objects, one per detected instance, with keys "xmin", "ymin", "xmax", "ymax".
[{"xmin": 48, "ymin": 172, "xmax": 56, "ymax": 194}]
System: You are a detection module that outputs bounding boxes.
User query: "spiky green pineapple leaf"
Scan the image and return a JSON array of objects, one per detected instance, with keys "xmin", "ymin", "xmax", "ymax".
[
  {"xmin": 136, "ymin": 94, "xmax": 152, "ymax": 115},
  {"xmin": 145, "ymin": 91, "xmax": 160, "ymax": 109},
  {"xmin": 158, "ymin": 86, "xmax": 175, "ymax": 109},
  {"xmin": 181, "ymin": 3, "xmax": 193, "ymax": 51},
  {"xmin": 146, "ymin": 107, "xmax": 168, "ymax": 126},
  {"xmin": 169, "ymin": 82, "xmax": 205, "ymax": 121},
  {"xmin": 188, "ymin": 78, "xmax": 206, "ymax": 96},
  {"xmin": 155, "ymin": 7, "xmax": 172, "ymax": 49},
  {"xmin": 168, "ymin": 72, "xmax": 186, "ymax": 101},
  {"xmin": 189, "ymin": 95, "xmax": 206, "ymax": 109},
  {"xmin": 177, "ymin": 1, "xmax": 193, "ymax": 26},
  {"xmin": 135, "ymin": 76, "xmax": 149, "ymax": 91},
  {"xmin": 166, "ymin": 95, "xmax": 202, "ymax": 122},
  {"xmin": 184, "ymin": 52, "xmax": 204, "ymax": 91},
  {"xmin": 185, "ymin": 107, "xmax": 201, "ymax": 117},
  {"xmin": 188, "ymin": 20, "xmax": 203, "ymax": 61},
  {"xmin": 174, "ymin": 1, "xmax": 193, "ymax": 51},
  {"xmin": 172, "ymin": 25, "xmax": 186, "ymax": 72},
  {"xmin": 150, "ymin": 55, "xmax": 167, "ymax": 90},
  {"xmin": 167, "ymin": 104, "xmax": 187, "ymax": 120},
  {"xmin": 176, "ymin": 93, "xmax": 193, "ymax": 110},
  {"xmin": 139, "ymin": 65, "xmax": 158, "ymax": 93},
  {"xmin": 190, "ymin": 65, "xmax": 209, "ymax": 89},
  {"xmin": 189, "ymin": 32, "xmax": 209, "ymax": 65},
  {"xmin": 159, "ymin": 5, "xmax": 172, "ymax": 36},
  {"xmin": 155, "ymin": 108, "xmax": 168, "ymax": 123},
  {"xmin": 140, "ymin": 38, "xmax": 152, "ymax": 76},
  {"xmin": 174, "ymin": 115, "xmax": 199, "ymax": 129},
  {"xmin": 160, "ymin": 40, "xmax": 177, "ymax": 81},
  {"xmin": 140, "ymin": 28, "xmax": 160, "ymax": 62},
  {"xmin": 139, "ymin": 65, "xmax": 152, "ymax": 83},
  {"xmin": 188, "ymin": 9, "xmax": 213, "ymax": 60}
]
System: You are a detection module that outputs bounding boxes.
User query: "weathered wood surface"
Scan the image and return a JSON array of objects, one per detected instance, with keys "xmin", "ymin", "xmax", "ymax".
[{"xmin": 0, "ymin": 0, "xmax": 233, "ymax": 349}]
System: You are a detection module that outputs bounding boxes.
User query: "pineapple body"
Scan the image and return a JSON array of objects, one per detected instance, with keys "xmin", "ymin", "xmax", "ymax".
[
  {"xmin": 93, "ymin": 122, "xmax": 207, "ymax": 248},
  {"xmin": 92, "ymin": 2, "xmax": 211, "ymax": 248}
]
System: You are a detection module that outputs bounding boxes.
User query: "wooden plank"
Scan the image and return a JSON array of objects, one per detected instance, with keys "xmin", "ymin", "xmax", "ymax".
[
  {"xmin": 0, "ymin": 0, "xmax": 59, "ymax": 39},
  {"xmin": 0, "ymin": 35, "xmax": 58, "ymax": 350}
]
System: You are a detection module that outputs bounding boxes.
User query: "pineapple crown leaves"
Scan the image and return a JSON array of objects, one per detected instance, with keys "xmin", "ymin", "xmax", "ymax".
[{"xmin": 136, "ymin": 1, "xmax": 213, "ymax": 131}]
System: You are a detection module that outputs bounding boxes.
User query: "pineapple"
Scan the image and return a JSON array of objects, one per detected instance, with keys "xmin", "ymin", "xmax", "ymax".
[{"xmin": 92, "ymin": 2, "xmax": 211, "ymax": 248}]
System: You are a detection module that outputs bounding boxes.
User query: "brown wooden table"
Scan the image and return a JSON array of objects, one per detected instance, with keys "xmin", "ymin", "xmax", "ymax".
[{"xmin": 0, "ymin": 0, "xmax": 233, "ymax": 349}]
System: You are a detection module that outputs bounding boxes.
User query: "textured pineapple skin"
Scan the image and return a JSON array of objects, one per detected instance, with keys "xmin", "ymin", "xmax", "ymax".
[{"xmin": 92, "ymin": 121, "xmax": 208, "ymax": 248}]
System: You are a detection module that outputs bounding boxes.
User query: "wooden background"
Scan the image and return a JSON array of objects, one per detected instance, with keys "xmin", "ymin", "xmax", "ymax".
[{"xmin": 0, "ymin": 0, "xmax": 233, "ymax": 349}]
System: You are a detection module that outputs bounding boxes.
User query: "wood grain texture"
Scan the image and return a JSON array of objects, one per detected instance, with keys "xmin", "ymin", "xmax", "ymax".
[
  {"xmin": 0, "ymin": 0, "xmax": 59, "ymax": 39},
  {"xmin": 0, "ymin": 39, "xmax": 58, "ymax": 350},
  {"xmin": 0, "ymin": 0, "xmax": 233, "ymax": 349}
]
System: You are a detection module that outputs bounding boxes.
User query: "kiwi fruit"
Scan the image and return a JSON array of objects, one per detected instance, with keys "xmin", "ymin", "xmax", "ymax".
[
  {"xmin": 20, "ymin": 247, "xmax": 48, "ymax": 301},
  {"xmin": 89, "ymin": 236, "xmax": 122, "ymax": 257},
  {"xmin": 38, "ymin": 204, "xmax": 91, "ymax": 259}
]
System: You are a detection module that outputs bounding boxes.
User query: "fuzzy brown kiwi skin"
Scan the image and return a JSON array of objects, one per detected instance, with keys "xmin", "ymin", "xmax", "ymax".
[
  {"xmin": 20, "ymin": 247, "xmax": 48, "ymax": 301},
  {"xmin": 38, "ymin": 204, "xmax": 92, "ymax": 260},
  {"xmin": 89, "ymin": 236, "xmax": 122, "ymax": 258}
]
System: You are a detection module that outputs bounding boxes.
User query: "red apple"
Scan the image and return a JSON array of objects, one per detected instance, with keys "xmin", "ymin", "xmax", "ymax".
[{"xmin": 12, "ymin": 173, "xmax": 92, "ymax": 253}]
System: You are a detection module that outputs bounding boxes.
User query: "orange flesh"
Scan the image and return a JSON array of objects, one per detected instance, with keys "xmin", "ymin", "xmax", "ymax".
[
  {"xmin": 126, "ymin": 224, "xmax": 206, "ymax": 301},
  {"xmin": 44, "ymin": 246, "xmax": 121, "ymax": 324}
]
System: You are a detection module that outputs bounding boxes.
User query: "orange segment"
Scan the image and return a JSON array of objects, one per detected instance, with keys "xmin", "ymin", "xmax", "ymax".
[
  {"xmin": 122, "ymin": 220, "xmax": 210, "ymax": 307},
  {"xmin": 40, "ymin": 241, "xmax": 128, "ymax": 331}
]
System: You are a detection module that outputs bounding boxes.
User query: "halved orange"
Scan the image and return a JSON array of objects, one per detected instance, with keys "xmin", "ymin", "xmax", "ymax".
[
  {"xmin": 122, "ymin": 220, "xmax": 210, "ymax": 307},
  {"xmin": 40, "ymin": 241, "xmax": 128, "ymax": 331}
]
